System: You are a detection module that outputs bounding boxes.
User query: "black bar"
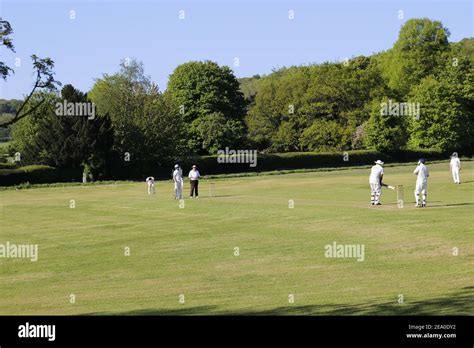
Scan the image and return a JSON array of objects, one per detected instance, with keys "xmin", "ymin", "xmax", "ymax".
[{"xmin": 0, "ymin": 316, "xmax": 472, "ymax": 346}]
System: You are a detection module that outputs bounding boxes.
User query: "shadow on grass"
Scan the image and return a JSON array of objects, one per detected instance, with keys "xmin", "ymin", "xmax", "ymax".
[
  {"xmin": 85, "ymin": 287, "xmax": 474, "ymax": 316},
  {"xmin": 442, "ymin": 202, "xmax": 474, "ymax": 207}
]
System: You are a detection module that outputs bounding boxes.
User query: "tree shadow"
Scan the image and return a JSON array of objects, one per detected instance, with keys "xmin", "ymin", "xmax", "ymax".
[
  {"xmin": 226, "ymin": 287, "xmax": 474, "ymax": 316},
  {"xmin": 439, "ymin": 203, "xmax": 474, "ymax": 207},
  {"xmin": 83, "ymin": 287, "xmax": 474, "ymax": 316}
]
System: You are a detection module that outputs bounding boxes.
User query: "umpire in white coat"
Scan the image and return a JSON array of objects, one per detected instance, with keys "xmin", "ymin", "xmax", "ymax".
[{"xmin": 188, "ymin": 165, "xmax": 201, "ymax": 198}]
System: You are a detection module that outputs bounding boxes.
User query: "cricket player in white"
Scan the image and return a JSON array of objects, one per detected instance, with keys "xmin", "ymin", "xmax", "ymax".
[
  {"xmin": 173, "ymin": 164, "xmax": 184, "ymax": 199},
  {"xmin": 146, "ymin": 176, "xmax": 155, "ymax": 195},
  {"xmin": 414, "ymin": 159, "xmax": 429, "ymax": 207},
  {"xmin": 369, "ymin": 160, "xmax": 384, "ymax": 205},
  {"xmin": 450, "ymin": 152, "xmax": 461, "ymax": 184}
]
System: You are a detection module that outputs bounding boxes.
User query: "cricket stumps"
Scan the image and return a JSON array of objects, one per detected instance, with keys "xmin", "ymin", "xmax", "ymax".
[{"xmin": 396, "ymin": 185, "xmax": 404, "ymax": 208}]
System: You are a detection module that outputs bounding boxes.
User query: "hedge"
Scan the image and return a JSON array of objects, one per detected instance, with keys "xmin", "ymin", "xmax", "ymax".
[
  {"xmin": 0, "ymin": 165, "xmax": 82, "ymax": 186},
  {"xmin": 0, "ymin": 149, "xmax": 468, "ymax": 186},
  {"xmin": 179, "ymin": 149, "xmax": 454, "ymax": 176}
]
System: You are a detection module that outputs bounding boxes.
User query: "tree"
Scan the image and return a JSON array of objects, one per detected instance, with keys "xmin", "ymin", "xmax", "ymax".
[
  {"xmin": 407, "ymin": 58, "xmax": 474, "ymax": 152},
  {"xmin": 0, "ymin": 18, "xmax": 14, "ymax": 80},
  {"xmin": 89, "ymin": 59, "xmax": 155, "ymax": 162},
  {"xmin": 165, "ymin": 61, "xmax": 247, "ymax": 154},
  {"xmin": 238, "ymin": 75, "xmax": 261, "ymax": 105},
  {"xmin": 193, "ymin": 112, "xmax": 246, "ymax": 154},
  {"xmin": 10, "ymin": 85, "xmax": 114, "ymax": 178},
  {"xmin": 246, "ymin": 66, "xmax": 312, "ymax": 150},
  {"xmin": 379, "ymin": 18, "xmax": 450, "ymax": 97},
  {"xmin": 89, "ymin": 59, "xmax": 187, "ymax": 170},
  {"xmin": 138, "ymin": 93, "xmax": 188, "ymax": 168},
  {"xmin": 0, "ymin": 19, "xmax": 60, "ymax": 127},
  {"xmin": 364, "ymin": 99, "xmax": 409, "ymax": 153},
  {"xmin": 246, "ymin": 57, "xmax": 387, "ymax": 152},
  {"xmin": 299, "ymin": 119, "xmax": 345, "ymax": 152},
  {"xmin": 451, "ymin": 38, "xmax": 474, "ymax": 64},
  {"xmin": 271, "ymin": 121, "xmax": 300, "ymax": 152}
]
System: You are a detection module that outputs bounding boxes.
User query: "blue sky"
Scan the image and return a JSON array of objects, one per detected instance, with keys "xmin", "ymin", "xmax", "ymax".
[{"xmin": 0, "ymin": 0, "xmax": 472, "ymax": 99}]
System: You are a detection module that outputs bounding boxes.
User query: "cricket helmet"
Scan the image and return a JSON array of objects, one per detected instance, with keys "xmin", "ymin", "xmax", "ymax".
[{"xmin": 418, "ymin": 158, "xmax": 426, "ymax": 164}]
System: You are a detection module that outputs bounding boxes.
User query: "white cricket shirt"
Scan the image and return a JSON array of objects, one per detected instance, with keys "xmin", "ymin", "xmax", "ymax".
[
  {"xmin": 450, "ymin": 158, "xmax": 461, "ymax": 169},
  {"xmin": 188, "ymin": 169, "xmax": 200, "ymax": 180},
  {"xmin": 414, "ymin": 164, "xmax": 429, "ymax": 182},
  {"xmin": 173, "ymin": 169, "xmax": 183, "ymax": 182},
  {"xmin": 369, "ymin": 164, "xmax": 384, "ymax": 184}
]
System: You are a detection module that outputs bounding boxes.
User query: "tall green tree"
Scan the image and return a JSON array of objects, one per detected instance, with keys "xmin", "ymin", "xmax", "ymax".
[
  {"xmin": 247, "ymin": 57, "xmax": 387, "ymax": 152},
  {"xmin": 364, "ymin": 98, "xmax": 410, "ymax": 153},
  {"xmin": 379, "ymin": 18, "xmax": 450, "ymax": 97},
  {"xmin": 165, "ymin": 61, "xmax": 247, "ymax": 154},
  {"xmin": 192, "ymin": 112, "xmax": 246, "ymax": 154},
  {"xmin": 89, "ymin": 59, "xmax": 153, "ymax": 162},
  {"xmin": 407, "ymin": 57, "xmax": 474, "ymax": 152},
  {"xmin": 10, "ymin": 85, "xmax": 115, "ymax": 177},
  {"xmin": 300, "ymin": 119, "xmax": 346, "ymax": 152},
  {"xmin": 89, "ymin": 59, "xmax": 187, "ymax": 169}
]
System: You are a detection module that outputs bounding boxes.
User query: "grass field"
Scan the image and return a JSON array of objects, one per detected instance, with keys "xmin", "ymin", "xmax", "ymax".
[{"xmin": 0, "ymin": 161, "xmax": 473, "ymax": 315}]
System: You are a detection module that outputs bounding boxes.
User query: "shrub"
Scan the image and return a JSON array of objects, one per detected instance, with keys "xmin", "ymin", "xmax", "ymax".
[
  {"xmin": 0, "ymin": 149, "xmax": 463, "ymax": 186},
  {"xmin": 0, "ymin": 165, "xmax": 82, "ymax": 186}
]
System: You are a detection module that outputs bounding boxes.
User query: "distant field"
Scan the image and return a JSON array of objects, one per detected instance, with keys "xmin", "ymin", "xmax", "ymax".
[{"xmin": 0, "ymin": 161, "xmax": 473, "ymax": 315}]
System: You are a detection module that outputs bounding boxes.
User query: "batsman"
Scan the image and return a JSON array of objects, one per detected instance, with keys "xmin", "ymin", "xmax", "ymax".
[
  {"xmin": 369, "ymin": 160, "xmax": 395, "ymax": 205},
  {"xmin": 414, "ymin": 158, "xmax": 429, "ymax": 207}
]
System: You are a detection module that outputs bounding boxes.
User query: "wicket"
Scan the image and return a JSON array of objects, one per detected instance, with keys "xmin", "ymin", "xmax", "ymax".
[{"xmin": 396, "ymin": 185, "xmax": 404, "ymax": 208}]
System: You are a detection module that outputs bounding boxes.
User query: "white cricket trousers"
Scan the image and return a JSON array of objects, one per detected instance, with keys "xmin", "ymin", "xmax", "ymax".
[
  {"xmin": 175, "ymin": 181, "xmax": 183, "ymax": 199},
  {"xmin": 414, "ymin": 180, "xmax": 427, "ymax": 205},
  {"xmin": 370, "ymin": 183, "xmax": 382, "ymax": 204},
  {"xmin": 148, "ymin": 182, "xmax": 155, "ymax": 195},
  {"xmin": 451, "ymin": 168, "xmax": 460, "ymax": 184}
]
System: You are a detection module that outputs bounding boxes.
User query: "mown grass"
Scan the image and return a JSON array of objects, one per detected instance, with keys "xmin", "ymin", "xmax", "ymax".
[{"xmin": 0, "ymin": 161, "xmax": 472, "ymax": 315}]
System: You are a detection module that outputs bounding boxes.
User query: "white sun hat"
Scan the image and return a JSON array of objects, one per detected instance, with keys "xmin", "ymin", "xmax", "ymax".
[{"xmin": 374, "ymin": 160, "xmax": 384, "ymax": 165}]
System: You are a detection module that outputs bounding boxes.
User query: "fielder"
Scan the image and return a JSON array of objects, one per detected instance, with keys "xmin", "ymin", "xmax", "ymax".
[
  {"xmin": 414, "ymin": 158, "xmax": 429, "ymax": 207},
  {"xmin": 450, "ymin": 152, "xmax": 461, "ymax": 184},
  {"xmin": 369, "ymin": 160, "xmax": 384, "ymax": 205},
  {"xmin": 173, "ymin": 164, "xmax": 184, "ymax": 200},
  {"xmin": 146, "ymin": 176, "xmax": 156, "ymax": 195}
]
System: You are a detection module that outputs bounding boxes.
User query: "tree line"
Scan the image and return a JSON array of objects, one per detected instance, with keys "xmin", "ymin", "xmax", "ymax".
[{"xmin": 2, "ymin": 18, "xmax": 473, "ymax": 178}]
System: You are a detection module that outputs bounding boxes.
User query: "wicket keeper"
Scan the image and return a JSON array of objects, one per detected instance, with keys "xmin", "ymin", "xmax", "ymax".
[{"xmin": 146, "ymin": 176, "xmax": 155, "ymax": 195}]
